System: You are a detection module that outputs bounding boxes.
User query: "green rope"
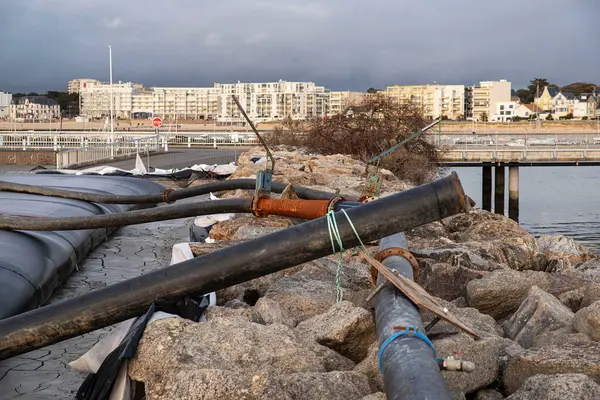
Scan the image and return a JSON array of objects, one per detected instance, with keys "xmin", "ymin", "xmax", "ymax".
[{"xmin": 326, "ymin": 209, "xmax": 370, "ymax": 302}]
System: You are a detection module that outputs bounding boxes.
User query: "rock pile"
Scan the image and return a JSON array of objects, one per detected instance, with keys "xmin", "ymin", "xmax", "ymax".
[{"xmin": 129, "ymin": 147, "xmax": 600, "ymax": 399}]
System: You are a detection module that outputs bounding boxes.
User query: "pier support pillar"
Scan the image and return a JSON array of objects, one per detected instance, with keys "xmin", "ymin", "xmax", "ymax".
[
  {"xmin": 509, "ymin": 165, "xmax": 519, "ymax": 222},
  {"xmin": 494, "ymin": 165, "xmax": 505, "ymax": 216},
  {"xmin": 482, "ymin": 164, "xmax": 492, "ymax": 211}
]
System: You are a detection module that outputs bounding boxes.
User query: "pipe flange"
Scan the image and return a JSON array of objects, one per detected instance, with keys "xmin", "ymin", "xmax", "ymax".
[
  {"xmin": 326, "ymin": 196, "xmax": 345, "ymax": 213},
  {"xmin": 162, "ymin": 188, "xmax": 176, "ymax": 204},
  {"xmin": 370, "ymin": 247, "xmax": 420, "ymax": 284}
]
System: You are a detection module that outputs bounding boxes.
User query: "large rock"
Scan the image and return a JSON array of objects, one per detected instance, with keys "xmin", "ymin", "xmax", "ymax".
[
  {"xmin": 574, "ymin": 300, "xmax": 600, "ymax": 340},
  {"xmin": 581, "ymin": 283, "xmax": 600, "ymax": 308},
  {"xmin": 231, "ymin": 225, "xmax": 285, "ymax": 240},
  {"xmin": 537, "ymin": 235, "xmax": 595, "ymax": 271},
  {"xmin": 467, "ymin": 270, "xmax": 551, "ymax": 319},
  {"xmin": 421, "ymin": 297, "xmax": 503, "ymax": 338},
  {"xmin": 360, "ymin": 393, "xmax": 386, "ymax": 400},
  {"xmin": 295, "ymin": 301, "xmax": 375, "ymax": 362},
  {"xmin": 417, "ymin": 259, "xmax": 487, "ymax": 301},
  {"xmin": 129, "ymin": 318, "xmax": 373, "ymax": 399},
  {"xmin": 503, "ymin": 343, "xmax": 600, "ymax": 394},
  {"xmin": 253, "ymin": 297, "xmax": 297, "ymax": 328},
  {"xmin": 263, "ymin": 259, "xmax": 370, "ymax": 323},
  {"xmin": 203, "ymin": 305, "xmax": 263, "ymax": 324},
  {"xmin": 532, "ymin": 331, "xmax": 592, "ymax": 349},
  {"xmin": 506, "ymin": 373, "xmax": 600, "ymax": 399},
  {"xmin": 504, "ymin": 286, "xmax": 574, "ymax": 348},
  {"xmin": 412, "ymin": 247, "xmax": 500, "ymax": 272},
  {"xmin": 209, "ymin": 214, "xmax": 293, "ymax": 241},
  {"xmin": 443, "ymin": 211, "xmax": 544, "ymax": 271},
  {"xmin": 433, "ymin": 334, "xmax": 507, "ymax": 394},
  {"xmin": 474, "ymin": 389, "xmax": 505, "ymax": 400},
  {"xmin": 353, "ymin": 342, "xmax": 382, "ymax": 392}
]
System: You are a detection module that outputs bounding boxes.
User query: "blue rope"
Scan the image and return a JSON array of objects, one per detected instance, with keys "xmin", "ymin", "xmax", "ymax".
[{"xmin": 378, "ymin": 326, "xmax": 437, "ymax": 372}]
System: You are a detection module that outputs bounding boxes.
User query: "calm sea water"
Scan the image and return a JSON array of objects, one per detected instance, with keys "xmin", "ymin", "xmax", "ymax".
[{"xmin": 449, "ymin": 166, "xmax": 600, "ymax": 253}]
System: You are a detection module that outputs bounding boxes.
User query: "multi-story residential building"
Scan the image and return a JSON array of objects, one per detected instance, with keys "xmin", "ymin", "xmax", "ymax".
[
  {"xmin": 216, "ymin": 81, "xmax": 329, "ymax": 123},
  {"xmin": 0, "ymin": 91, "xmax": 12, "ymax": 118},
  {"xmin": 491, "ymin": 101, "xmax": 518, "ymax": 122},
  {"xmin": 152, "ymin": 87, "xmax": 221, "ymax": 120},
  {"xmin": 573, "ymin": 93, "xmax": 599, "ymax": 119},
  {"xmin": 80, "ymin": 82, "xmax": 136, "ymax": 119},
  {"xmin": 79, "ymin": 80, "xmax": 329, "ymax": 122},
  {"xmin": 535, "ymin": 86, "xmax": 559, "ymax": 111},
  {"xmin": 10, "ymin": 96, "xmax": 60, "ymax": 121},
  {"xmin": 468, "ymin": 80, "xmax": 512, "ymax": 121},
  {"xmin": 551, "ymin": 92, "xmax": 575, "ymax": 118},
  {"xmin": 68, "ymin": 78, "xmax": 103, "ymax": 94},
  {"xmin": 328, "ymin": 91, "xmax": 368, "ymax": 116},
  {"xmin": 386, "ymin": 84, "xmax": 465, "ymax": 120}
]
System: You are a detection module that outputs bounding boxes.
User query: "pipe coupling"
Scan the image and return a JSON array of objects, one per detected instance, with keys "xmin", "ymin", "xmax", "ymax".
[
  {"xmin": 371, "ymin": 247, "xmax": 420, "ymax": 284},
  {"xmin": 162, "ymin": 188, "xmax": 176, "ymax": 204}
]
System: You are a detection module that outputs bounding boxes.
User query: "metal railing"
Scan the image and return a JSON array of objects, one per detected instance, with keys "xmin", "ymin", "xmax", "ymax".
[
  {"xmin": 0, "ymin": 131, "xmax": 259, "ymax": 150},
  {"xmin": 56, "ymin": 135, "xmax": 160, "ymax": 169},
  {"xmin": 423, "ymin": 133, "xmax": 600, "ymax": 163}
]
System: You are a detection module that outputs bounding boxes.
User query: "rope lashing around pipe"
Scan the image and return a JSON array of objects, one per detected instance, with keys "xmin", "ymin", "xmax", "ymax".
[
  {"xmin": 326, "ymin": 209, "xmax": 369, "ymax": 302},
  {"xmin": 378, "ymin": 326, "xmax": 438, "ymax": 372}
]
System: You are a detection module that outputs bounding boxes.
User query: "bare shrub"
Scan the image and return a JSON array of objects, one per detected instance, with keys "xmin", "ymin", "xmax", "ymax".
[{"xmin": 265, "ymin": 94, "xmax": 440, "ymax": 184}]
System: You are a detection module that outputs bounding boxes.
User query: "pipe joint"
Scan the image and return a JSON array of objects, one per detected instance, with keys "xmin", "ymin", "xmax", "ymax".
[
  {"xmin": 162, "ymin": 188, "xmax": 176, "ymax": 204},
  {"xmin": 252, "ymin": 197, "xmax": 332, "ymax": 219},
  {"xmin": 371, "ymin": 247, "xmax": 419, "ymax": 284},
  {"xmin": 438, "ymin": 356, "xmax": 475, "ymax": 373}
]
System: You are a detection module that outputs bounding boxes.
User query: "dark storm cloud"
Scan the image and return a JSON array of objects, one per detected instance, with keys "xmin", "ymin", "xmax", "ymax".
[{"xmin": 1, "ymin": 0, "xmax": 598, "ymax": 92}]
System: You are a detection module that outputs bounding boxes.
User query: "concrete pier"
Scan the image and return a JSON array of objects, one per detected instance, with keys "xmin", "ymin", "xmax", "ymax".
[
  {"xmin": 509, "ymin": 166, "xmax": 519, "ymax": 222},
  {"xmin": 494, "ymin": 166, "xmax": 505, "ymax": 215},
  {"xmin": 482, "ymin": 164, "xmax": 492, "ymax": 211}
]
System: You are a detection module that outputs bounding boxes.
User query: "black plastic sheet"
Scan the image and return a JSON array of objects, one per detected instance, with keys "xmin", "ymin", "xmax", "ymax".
[{"xmin": 0, "ymin": 174, "xmax": 164, "ymax": 320}]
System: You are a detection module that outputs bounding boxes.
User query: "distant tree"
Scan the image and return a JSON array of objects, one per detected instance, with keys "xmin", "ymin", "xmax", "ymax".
[
  {"xmin": 367, "ymin": 88, "xmax": 382, "ymax": 94},
  {"xmin": 561, "ymin": 113, "xmax": 574, "ymax": 120},
  {"xmin": 516, "ymin": 88, "xmax": 532, "ymax": 103},
  {"xmin": 480, "ymin": 112, "xmax": 488, "ymax": 122},
  {"xmin": 560, "ymin": 82, "xmax": 598, "ymax": 96},
  {"xmin": 45, "ymin": 91, "xmax": 80, "ymax": 117},
  {"xmin": 546, "ymin": 114, "xmax": 554, "ymax": 121},
  {"xmin": 582, "ymin": 116, "xmax": 589, "ymax": 120}
]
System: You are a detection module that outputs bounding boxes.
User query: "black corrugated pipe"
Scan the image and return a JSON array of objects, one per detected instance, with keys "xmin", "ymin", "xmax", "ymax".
[
  {"xmin": 0, "ymin": 173, "xmax": 467, "ymax": 360},
  {"xmin": 0, "ymin": 179, "xmax": 356, "ymax": 204},
  {"xmin": 376, "ymin": 233, "xmax": 452, "ymax": 400}
]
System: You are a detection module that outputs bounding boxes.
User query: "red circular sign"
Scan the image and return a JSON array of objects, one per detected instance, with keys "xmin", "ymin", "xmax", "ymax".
[{"xmin": 152, "ymin": 117, "xmax": 162, "ymax": 128}]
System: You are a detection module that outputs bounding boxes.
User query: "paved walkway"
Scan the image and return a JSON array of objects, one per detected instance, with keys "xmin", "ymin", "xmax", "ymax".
[{"xmin": 0, "ymin": 203, "xmax": 197, "ymax": 399}]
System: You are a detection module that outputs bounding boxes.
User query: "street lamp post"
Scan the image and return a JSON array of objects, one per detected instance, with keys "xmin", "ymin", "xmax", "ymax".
[{"xmin": 109, "ymin": 45, "xmax": 115, "ymax": 157}]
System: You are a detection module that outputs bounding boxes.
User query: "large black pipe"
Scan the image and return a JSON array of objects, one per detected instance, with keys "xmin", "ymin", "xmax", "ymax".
[
  {"xmin": 0, "ymin": 179, "xmax": 354, "ymax": 204},
  {"xmin": 376, "ymin": 233, "xmax": 451, "ymax": 400},
  {"xmin": 0, "ymin": 173, "xmax": 467, "ymax": 360}
]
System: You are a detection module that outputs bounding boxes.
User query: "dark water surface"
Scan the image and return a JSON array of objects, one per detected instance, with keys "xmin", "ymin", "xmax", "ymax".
[{"xmin": 451, "ymin": 166, "xmax": 600, "ymax": 253}]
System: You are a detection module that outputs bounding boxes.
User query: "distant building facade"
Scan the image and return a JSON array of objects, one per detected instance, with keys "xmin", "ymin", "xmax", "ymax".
[
  {"xmin": 467, "ymin": 80, "xmax": 512, "ymax": 122},
  {"xmin": 0, "ymin": 91, "xmax": 12, "ymax": 118},
  {"xmin": 534, "ymin": 86, "xmax": 559, "ymax": 111},
  {"xmin": 10, "ymin": 96, "xmax": 60, "ymax": 121},
  {"xmin": 68, "ymin": 78, "xmax": 103, "ymax": 94},
  {"xmin": 386, "ymin": 84, "xmax": 465, "ymax": 120},
  {"xmin": 328, "ymin": 91, "xmax": 368, "ymax": 116},
  {"xmin": 81, "ymin": 80, "xmax": 330, "ymax": 123}
]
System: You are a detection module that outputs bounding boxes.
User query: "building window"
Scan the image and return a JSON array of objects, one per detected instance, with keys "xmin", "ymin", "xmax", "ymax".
[
  {"xmin": 500, "ymin": 105, "xmax": 505, "ymax": 110},
  {"xmin": 500, "ymin": 111, "xmax": 504, "ymax": 115}
]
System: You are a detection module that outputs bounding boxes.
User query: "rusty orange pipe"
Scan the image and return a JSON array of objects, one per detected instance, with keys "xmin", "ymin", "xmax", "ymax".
[{"xmin": 253, "ymin": 198, "xmax": 335, "ymax": 219}]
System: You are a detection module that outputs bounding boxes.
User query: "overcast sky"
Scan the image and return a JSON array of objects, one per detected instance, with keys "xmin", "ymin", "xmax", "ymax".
[{"xmin": 1, "ymin": 0, "xmax": 598, "ymax": 93}]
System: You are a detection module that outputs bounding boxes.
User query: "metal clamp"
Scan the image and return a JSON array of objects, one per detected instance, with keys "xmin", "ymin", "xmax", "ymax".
[
  {"xmin": 162, "ymin": 188, "xmax": 176, "ymax": 204},
  {"xmin": 370, "ymin": 247, "xmax": 419, "ymax": 284},
  {"xmin": 326, "ymin": 196, "xmax": 344, "ymax": 213}
]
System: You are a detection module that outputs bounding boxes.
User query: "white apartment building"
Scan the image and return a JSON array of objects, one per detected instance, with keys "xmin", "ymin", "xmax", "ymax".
[
  {"xmin": 491, "ymin": 101, "xmax": 518, "ymax": 122},
  {"xmin": 151, "ymin": 87, "xmax": 221, "ymax": 120},
  {"xmin": 385, "ymin": 84, "xmax": 465, "ymax": 120},
  {"xmin": 0, "ymin": 91, "xmax": 12, "ymax": 118},
  {"xmin": 68, "ymin": 78, "xmax": 103, "ymax": 94},
  {"xmin": 328, "ymin": 91, "xmax": 368, "ymax": 116},
  {"xmin": 80, "ymin": 82, "xmax": 136, "ymax": 118},
  {"xmin": 468, "ymin": 80, "xmax": 512, "ymax": 121},
  {"xmin": 217, "ymin": 81, "xmax": 329, "ymax": 123},
  {"xmin": 10, "ymin": 96, "xmax": 60, "ymax": 121},
  {"xmin": 79, "ymin": 80, "xmax": 329, "ymax": 122}
]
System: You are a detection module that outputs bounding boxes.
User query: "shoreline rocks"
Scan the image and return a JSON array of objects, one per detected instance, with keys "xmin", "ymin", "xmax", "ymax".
[{"xmin": 128, "ymin": 147, "xmax": 600, "ymax": 399}]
